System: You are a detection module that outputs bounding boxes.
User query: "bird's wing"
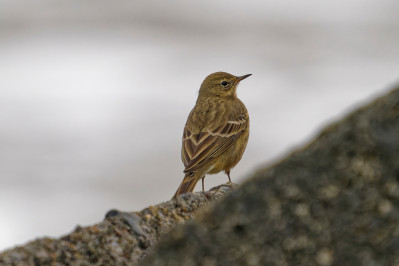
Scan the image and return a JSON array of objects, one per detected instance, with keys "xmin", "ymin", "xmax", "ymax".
[{"xmin": 181, "ymin": 113, "xmax": 248, "ymax": 174}]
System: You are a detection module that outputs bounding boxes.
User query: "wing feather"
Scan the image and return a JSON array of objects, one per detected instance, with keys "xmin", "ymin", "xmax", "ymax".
[{"xmin": 181, "ymin": 112, "xmax": 248, "ymax": 173}]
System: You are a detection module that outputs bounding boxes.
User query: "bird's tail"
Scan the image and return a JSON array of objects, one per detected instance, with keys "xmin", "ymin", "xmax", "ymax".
[{"xmin": 172, "ymin": 174, "xmax": 201, "ymax": 199}]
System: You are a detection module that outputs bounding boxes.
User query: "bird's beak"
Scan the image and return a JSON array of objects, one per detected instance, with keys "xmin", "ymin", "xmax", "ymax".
[{"xmin": 237, "ymin": 74, "xmax": 252, "ymax": 82}]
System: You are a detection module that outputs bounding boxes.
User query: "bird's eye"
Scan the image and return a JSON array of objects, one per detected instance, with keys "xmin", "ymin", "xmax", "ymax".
[{"xmin": 221, "ymin": 81, "xmax": 228, "ymax": 86}]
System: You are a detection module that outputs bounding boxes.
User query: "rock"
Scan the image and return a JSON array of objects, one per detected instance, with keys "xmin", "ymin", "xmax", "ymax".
[
  {"xmin": 141, "ymin": 86, "xmax": 399, "ymax": 266},
  {"xmin": 0, "ymin": 184, "xmax": 236, "ymax": 265}
]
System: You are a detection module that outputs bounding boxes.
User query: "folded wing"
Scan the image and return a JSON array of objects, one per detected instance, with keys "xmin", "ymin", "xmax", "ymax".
[{"xmin": 181, "ymin": 113, "xmax": 248, "ymax": 174}]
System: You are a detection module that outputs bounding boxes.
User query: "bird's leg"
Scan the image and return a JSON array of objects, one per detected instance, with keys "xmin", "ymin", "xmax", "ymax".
[
  {"xmin": 226, "ymin": 170, "xmax": 232, "ymax": 182},
  {"xmin": 202, "ymin": 177, "xmax": 205, "ymax": 191}
]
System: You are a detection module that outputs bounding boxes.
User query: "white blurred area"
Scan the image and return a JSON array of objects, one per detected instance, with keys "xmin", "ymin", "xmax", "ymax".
[{"xmin": 1, "ymin": 0, "xmax": 399, "ymax": 251}]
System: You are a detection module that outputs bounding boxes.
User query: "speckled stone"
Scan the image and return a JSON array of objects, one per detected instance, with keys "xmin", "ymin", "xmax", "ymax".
[
  {"xmin": 0, "ymin": 184, "xmax": 236, "ymax": 265},
  {"xmin": 141, "ymin": 86, "xmax": 399, "ymax": 266}
]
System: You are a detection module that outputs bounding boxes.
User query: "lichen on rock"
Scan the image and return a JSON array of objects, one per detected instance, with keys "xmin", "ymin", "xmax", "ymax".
[{"xmin": 0, "ymin": 183, "xmax": 236, "ymax": 265}]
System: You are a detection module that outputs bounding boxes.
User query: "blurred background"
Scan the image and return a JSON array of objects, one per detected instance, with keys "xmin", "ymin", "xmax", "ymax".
[{"xmin": 1, "ymin": 0, "xmax": 398, "ymax": 251}]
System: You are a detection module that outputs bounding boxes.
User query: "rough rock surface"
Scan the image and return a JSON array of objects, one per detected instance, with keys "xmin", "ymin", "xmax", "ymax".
[
  {"xmin": 0, "ymin": 184, "xmax": 236, "ymax": 265},
  {"xmin": 141, "ymin": 87, "xmax": 399, "ymax": 266}
]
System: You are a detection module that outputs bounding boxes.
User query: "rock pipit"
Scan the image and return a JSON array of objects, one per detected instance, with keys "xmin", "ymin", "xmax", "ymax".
[{"xmin": 172, "ymin": 72, "xmax": 251, "ymax": 199}]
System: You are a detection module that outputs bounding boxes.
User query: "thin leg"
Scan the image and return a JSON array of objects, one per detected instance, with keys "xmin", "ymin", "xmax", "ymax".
[
  {"xmin": 202, "ymin": 177, "xmax": 205, "ymax": 191},
  {"xmin": 226, "ymin": 170, "xmax": 232, "ymax": 182}
]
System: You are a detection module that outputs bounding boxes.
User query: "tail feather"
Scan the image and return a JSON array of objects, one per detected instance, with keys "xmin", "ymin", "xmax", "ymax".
[{"xmin": 172, "ymin": 174, "xmax": 201, "ymax": 199}]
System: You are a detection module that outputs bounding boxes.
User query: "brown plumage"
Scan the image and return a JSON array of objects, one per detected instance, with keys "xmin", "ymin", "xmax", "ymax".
[{"xmin": 172, "ymin": 72, "xmax": 251, "ymax": 199}]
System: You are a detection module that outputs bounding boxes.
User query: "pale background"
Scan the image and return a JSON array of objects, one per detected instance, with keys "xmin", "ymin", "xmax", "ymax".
[{"xmin": 1, "ymin": 0, "xmax": 399, "ymax": 251}]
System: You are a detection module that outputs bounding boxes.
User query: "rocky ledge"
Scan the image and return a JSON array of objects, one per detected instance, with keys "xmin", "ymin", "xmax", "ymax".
[
  {"xmin": 141, "ymin": 86, "xmax": 399, "ymax": 266},
  {"xmin": 0, "ymin": 184, "xmax": 236, "ymax": 265}
]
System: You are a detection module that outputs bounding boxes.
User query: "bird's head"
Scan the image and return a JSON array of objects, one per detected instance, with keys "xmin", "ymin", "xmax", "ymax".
[{"xmin": 198, "ymin": 72, "xmax": 251, "ymax": 98}]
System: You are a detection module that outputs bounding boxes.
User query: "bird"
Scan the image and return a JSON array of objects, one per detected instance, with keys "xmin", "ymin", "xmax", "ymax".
[{"xmin": 172, "ymin": 71, "xmax": 251, "ymax": 199}]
